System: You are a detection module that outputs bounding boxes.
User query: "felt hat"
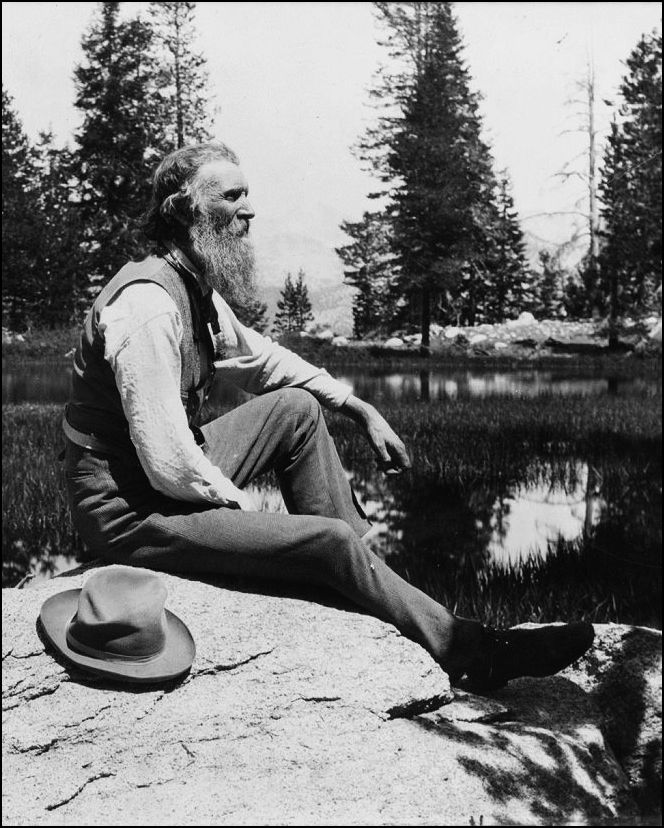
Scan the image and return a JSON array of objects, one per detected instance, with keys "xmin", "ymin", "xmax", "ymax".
[{"xmin": 39, "ymin": 567, "xmax": 195, "ymax": 684}]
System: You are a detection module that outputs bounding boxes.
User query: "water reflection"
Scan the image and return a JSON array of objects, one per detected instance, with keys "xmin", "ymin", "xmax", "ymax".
[
  {"xmin": 347, "ymin": 441, "xmax": 660, "ymax": 626},
  {"xmin": 3, "ymin": 361, "xmax": 658, "ymax": 405},
  {"xmin": 337, "ymin": 368, "xmax": 656, "ymax": 402},
  {"xmin": 2, "ymin": 362, "xmax": 73, "ymax": 404},
  {"xmin": 487, "ymin": 462, "xmax": 605, "ymax": 568},
  {"xmin": 358, "ymin": 462, "xmax": 607, "ymax": 569},
  {"xmin": 3, "ymin": 361, "xmax": 660, "ymax": 626}
]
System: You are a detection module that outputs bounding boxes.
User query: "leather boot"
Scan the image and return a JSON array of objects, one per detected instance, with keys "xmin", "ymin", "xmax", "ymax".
[{"xmin": 448, "ymin": 622, "xmax": 595, "ymax": 691}]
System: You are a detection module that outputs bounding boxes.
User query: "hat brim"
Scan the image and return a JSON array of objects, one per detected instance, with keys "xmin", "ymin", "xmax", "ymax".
[{"xmin": 39, "ymin": 589, "xmax": 196, "ymax": 685}]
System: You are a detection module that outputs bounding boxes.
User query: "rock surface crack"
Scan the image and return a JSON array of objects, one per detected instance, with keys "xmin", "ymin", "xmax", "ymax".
[
  {"xmin": 194, "ymin": 648, "xmax": 274, "ymax": 677},
  {"xmin": 45, "ymin": 772, "xmax": 115, "ymax": 811}
]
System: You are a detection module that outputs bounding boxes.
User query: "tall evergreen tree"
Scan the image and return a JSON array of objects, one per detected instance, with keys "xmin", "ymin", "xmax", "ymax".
[
  {"xmin": 599, "ymin": 29, "xmax": 662, "ymax": 342},
  {"xmin": 148, "ymin": 1, "xmax": 214, "ymax": 148},
  {"xmin": 337, "ymin": 211, "xmax": 399, "ymax": 337},
  {"xmin": 33, "ymin": 132, "xmax": 89, "ymax": 326},
  {"xmin": 356, "ymin": 2, "xmax": 504, "ymax": 352},
  {"xmin": 482, "ymin": 173, "xmax": 532, "ymax": 322},
  {"xmin": 73, "ymin": 2, "xmax": 160, "ymax": 288},
  {"xmin": 273, "ymin": 270, "xmax": 314, "ymax": 335},
  {"xmin": 536, "ymin": 250, "xmax": 567, "ymax": 319},
  {"xmin": 1, "ymin": 87, "xmax": 42, "ymax": 330}
]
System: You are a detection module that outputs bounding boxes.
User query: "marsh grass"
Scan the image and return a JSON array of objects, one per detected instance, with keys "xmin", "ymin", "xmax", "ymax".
[
  {"xmin": 2, "ymin": 404, "xmax": 82, "ymax": 586},
  {"xmin": 3, "ymin": 393, "xmax": 661, "ymax": 629},
  {"xmin": 326, "ymin": 391, "xmax": 662, "ymax": 628}
]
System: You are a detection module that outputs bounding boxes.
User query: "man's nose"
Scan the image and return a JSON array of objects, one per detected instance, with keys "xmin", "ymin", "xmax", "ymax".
[{"xmin": 237, "ymin": 196, "xmax": 255, "ymax": 221}]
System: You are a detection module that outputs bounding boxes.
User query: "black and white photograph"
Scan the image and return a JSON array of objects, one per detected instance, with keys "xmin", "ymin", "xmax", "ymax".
[{"xmin": 2, "ymin": 2, "xmax": 661, "ymax": 825}]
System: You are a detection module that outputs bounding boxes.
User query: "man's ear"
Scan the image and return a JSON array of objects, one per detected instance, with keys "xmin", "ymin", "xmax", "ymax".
[{"xmin": 160, "ymin": 192, "xmax": 193, "ymax": 228}]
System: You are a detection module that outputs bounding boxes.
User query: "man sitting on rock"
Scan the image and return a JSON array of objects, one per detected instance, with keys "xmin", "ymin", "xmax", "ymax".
[{"xmin": 63, "ymin": 142, "xmax": 594, "ymax": 690}]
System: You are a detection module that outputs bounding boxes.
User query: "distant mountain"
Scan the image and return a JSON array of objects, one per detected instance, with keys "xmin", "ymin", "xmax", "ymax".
[
  {"xmin": 257, "ymin": 283, "xmax": 354, "ymax": 338},
  {"xmin": 253, "ymin": 228, "xmax": 354, "ymax": 336}
]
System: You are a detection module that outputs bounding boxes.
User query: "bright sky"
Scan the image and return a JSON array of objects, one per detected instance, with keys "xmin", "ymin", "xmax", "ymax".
[{"xmin": 2, "ymin": 1, "xmax": 662, "ymax": 286}]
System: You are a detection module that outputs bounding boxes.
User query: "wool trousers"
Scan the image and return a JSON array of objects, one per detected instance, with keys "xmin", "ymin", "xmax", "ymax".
[{"xmin": 65, "ymin": 388, "xmax": 464, "ymax": 667}]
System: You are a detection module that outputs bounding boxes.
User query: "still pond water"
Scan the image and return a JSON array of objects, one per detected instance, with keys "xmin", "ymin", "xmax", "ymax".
[
  {"xmin": 1, "ymin": 362, "xmax": 656, "ymax": 405},
  {"xmin": 3, "ymin": 362, "xmax": 661, "ymax": 627}
]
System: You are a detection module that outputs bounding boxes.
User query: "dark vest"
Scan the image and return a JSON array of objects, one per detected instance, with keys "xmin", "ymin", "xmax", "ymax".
[{"xmin": 65, "ymin": 253, "xmax": 216, "ymax": 451}]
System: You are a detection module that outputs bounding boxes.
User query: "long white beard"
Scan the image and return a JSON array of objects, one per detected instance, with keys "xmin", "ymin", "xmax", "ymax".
[{"xmin": 189, "ymin": 215, "xmax": 256, "ymax": 306}]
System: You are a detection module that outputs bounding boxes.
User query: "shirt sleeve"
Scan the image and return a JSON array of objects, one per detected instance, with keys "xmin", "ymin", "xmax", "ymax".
[
  {"xmin": 99, "ymin": 283, "xmax": 244, "ymax": 506},
  {"xmin": 210, "ymin": 291, "xmax": 353, "ymax": 409}
]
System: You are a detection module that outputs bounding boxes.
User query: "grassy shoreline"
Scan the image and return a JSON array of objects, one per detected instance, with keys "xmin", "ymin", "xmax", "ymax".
[
  {"xmin": 3, "ymin": 324, "xmax": 662, "ymax": 375},
  {"xmin": 4, "ymin": 393, "xmax": 661, "ymax": 628}
]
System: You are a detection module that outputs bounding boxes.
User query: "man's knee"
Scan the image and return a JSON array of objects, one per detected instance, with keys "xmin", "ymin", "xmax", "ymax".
[
  {"xmin": 316, "ymin": 518, "xmax": 371, "ymax": 579},
  {"xmin": 277, "ymin": 387, "xmax": 322, "ymax": 426}
]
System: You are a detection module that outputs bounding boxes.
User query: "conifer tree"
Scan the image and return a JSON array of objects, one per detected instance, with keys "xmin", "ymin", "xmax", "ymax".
[
  {"xmin": 273, "ymin": 272, "xmax": 297, "ymax": 335},
  {"xmin": 599, "ymin": 28, "xmax": 662, "ymax": 342},
  {"xmin": 337, "ymin": 211, "xmax": 399, "ymax": 337},
  {"xmin": 148, "ymin": 1, "xmax": 214, "ymax": 148},
  {"xmin": 33, "ymin": 132, "xmax": 89, "ymax": 326},
  {"xmin": 73, "ymin": 2, "xmax": 160, "ymax": 287},
  {"xmin": 292, "ymin": 269, "xmax": 314, "ymax": 330},
  {"xmin": 355, "ymin": 2, "xmax": 506, "ymax": 351},
  {"xmin": 273, "ymin": 270, "xmax": 314, "ymax": 335},
  {"xmin": 536, "ymin": 250, "xmax": 567, "ymax": 319},
  {"xmin": 482, "ymin": 174, "xmax": 532, "ymax": 322},
  {"xmin": 2, "ymin": 87, "xmax": 42, "ymax": 330}
]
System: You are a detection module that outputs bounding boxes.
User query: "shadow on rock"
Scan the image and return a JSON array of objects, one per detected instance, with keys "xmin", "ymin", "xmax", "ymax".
[
  {"xmin": 409, "ymin": 676, "xmax": 638, "ymax": 825},
  {"xmin": 590, "ymin": 627, "xmax": 662, "ymax": 818}
]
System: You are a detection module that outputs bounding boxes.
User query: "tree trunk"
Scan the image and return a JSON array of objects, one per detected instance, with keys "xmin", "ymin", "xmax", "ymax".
[
  {"xmin": 420, "ymin": 283, "xmax": 430, "ymax": 357},
  {"xmin": 174, "ymin": 17, "xmax": 184, "ymax": 148},
  {"xmin": 419, "ymin": 369, "xmax": 430, "ymax": 402},
  {"xmin": 608, "ymin": 267, "xmax": 619, "ymax": 350}
]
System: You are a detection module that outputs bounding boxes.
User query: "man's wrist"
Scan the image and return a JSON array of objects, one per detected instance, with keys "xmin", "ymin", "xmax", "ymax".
[{"xmin": 340, "ymin": 395, "xmax": 374, "ymax": 426}]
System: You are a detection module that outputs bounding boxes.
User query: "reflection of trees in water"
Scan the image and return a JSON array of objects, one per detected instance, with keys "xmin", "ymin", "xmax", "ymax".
[
  {"xmin": 350, "ymin": 465, "xmax": 508, "ymax": 615},
  {"xmin": 341, "ymin": 427, "xmax": 661, "ymax": 627},
  {"xmin": 587, "ymin": 460, "xmax": 661, "ymax": 579}
]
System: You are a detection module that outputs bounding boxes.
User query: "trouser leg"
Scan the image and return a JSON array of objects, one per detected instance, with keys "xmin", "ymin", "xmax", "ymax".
[
  {"xmin": 124, "ymin": 506, "xmax": 463, "ymax": 667},
  {"xmin": 66, "ymin": 389, "xmax": 480, "ymax": 668},
  {"xmin": 200, "ymin": 388, "xmax": 370, "ymax": 537}
]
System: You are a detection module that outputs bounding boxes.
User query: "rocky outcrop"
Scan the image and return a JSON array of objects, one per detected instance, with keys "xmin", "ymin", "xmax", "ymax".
[
  {"xmin": 560, "ymin": 623, "xmax": 662, "ymax": 816},
  {"xmin": 2, "ymin": 567, "xmax": 661, "ymax": 825}
]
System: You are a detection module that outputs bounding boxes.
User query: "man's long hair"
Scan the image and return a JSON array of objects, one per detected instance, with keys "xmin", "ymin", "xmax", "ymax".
[{"xmin": 142, "ymin": 142, "xmax": 240, "ymax": 245}]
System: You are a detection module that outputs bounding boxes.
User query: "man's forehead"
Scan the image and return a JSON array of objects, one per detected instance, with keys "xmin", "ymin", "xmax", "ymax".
[{"xmin": 196, "ymin": 159, "xmax": 248, "ymax": 191}]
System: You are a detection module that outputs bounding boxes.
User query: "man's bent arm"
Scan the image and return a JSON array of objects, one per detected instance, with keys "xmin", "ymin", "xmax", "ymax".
[
  {"xmin": 210, "ymin": 293, "xmax": 411, "ymax": 472},
  {"xmin": 210, "ymin": 292, "xmax": 353, "ymax": 410},
  {"xmin": 100, "ymin": 283, "xmax": 251, "ymax": 508}
]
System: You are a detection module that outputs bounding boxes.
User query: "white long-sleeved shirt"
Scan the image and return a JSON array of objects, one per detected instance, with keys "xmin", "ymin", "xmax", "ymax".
[{"xmin": 99, "ymin": 279, "xmax": 352, "ymax": 507}]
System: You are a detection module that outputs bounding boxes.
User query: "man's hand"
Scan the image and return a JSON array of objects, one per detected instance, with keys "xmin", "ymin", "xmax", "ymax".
[{"xmin": 340, "ymin": 395, "xmax": 411, "ymax": 475}]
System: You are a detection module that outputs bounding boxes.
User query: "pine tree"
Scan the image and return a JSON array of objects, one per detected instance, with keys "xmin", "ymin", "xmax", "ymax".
[
  {"xmin": 356, "ymin": 2, "xmax": 503, "ymax": 352},
  {"xmin": 273, "ymin": 270, "xmax": 314, "ymax": 335},
  {"xmin": 273, "ymin": 273, "xmax": 297, "ymax": 335},
  {"xmin": 73, "ymin": 2, "xmax": 161, "ymax": 288},
  {"xmin": 482, "ymin": 174, "xmax": 532, "ymax": 322},
  {"xmin": 33, "ymin": 132, "xmax": 89, "ymax": 326},
  {"xmin": 148, "ymin": 1, "xmax": 214, "ymax": 148},
  {"xmin": 336, "ymin": 211, "xmax": 399, "ymax": 337},
  {"xmin": 1, "ymin": 87, "xmax": 42, "ymax": 330},
  {"xmin": 536, "ymin": 250, "xmax": 567, "ymax": 319},
  {"xmin": 292, "ymin": 269, "xmax": 314, "ymax": 330},
  {"xmin": 599, "ymin": 29, "xmax": 662, "ymax": 342}
]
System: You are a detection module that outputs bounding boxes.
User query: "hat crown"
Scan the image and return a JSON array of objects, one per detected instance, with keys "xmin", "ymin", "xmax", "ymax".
[{"xmin": 67, "ymin": 569, "xmax": 168, "ymax": 660}]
